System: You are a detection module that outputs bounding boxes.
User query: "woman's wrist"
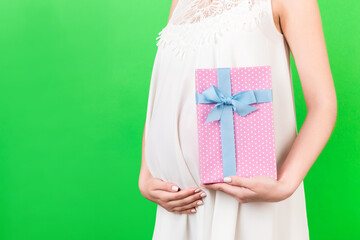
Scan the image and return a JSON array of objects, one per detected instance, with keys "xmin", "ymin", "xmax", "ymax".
[
  {"xmin": 277, "ymin": 173, "xmax": 301, "ymax": 199},
  {"xmin": 138, "ymin": 168, "xmax": 153, "ymax": 196}
]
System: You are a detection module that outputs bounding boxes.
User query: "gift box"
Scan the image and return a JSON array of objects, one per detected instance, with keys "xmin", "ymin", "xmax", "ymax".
[{"xmin": 195, "ymin": 66, "xmax": 277, "ymax": 184}]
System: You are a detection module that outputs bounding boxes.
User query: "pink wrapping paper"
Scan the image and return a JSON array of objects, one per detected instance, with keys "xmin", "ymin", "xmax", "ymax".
[{"xmin": 195, "ymin": 66, "xmax": 277, "ymax": 184}]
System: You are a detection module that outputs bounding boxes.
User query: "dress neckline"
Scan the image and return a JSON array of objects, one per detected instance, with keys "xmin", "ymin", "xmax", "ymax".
[{"xmin": 170, "ymin": 0, "xmax": 255, "ymax": 25}]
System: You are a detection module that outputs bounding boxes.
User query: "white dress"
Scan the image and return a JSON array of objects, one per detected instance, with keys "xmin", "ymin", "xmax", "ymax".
[{"xmin": 144, "ymin": 0, "xmax": 310, "ymax": 239}]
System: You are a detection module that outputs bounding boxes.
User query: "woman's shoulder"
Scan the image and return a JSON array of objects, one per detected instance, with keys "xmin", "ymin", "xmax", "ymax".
[{"xmin": 168, "ymin": 0, "xmax": 180, "ymax": 23}]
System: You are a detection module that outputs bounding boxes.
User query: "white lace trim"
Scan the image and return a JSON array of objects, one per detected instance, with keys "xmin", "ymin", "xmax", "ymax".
[
  {"xmin": 171, "ymin": 0, "xmax": 243, "ymax": 25},
  {"xmin": 155, "ymin": 0, "xmax": 268, "ymax": 59}
]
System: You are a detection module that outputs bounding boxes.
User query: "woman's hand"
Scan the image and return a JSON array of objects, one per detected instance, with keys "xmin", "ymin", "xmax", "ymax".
[
  {"xmin": 139, "ymin": 177, "xmax": 207, "ymax": 214},
  {"xmin": 200, "ymin": 176, "xmax": 294, "ymax": 203}
]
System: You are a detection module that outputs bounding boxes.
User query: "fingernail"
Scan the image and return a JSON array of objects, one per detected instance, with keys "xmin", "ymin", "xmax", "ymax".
[
  {"xmin": 172, "ymin": 186, "xmax": 179, "ymax": 192},
  {"xmin": 200, "ymin": 192, "xmax": 207, "ymax": 198},
  {"xmin": 191, "ymin": 209, "xmax": 196, "ymax": 213},
  {"xmin": 194, "ymin": 188, "xmax": 201, "ymax": 193},
  {"xmin": 224, "ymin": 177, "xmax": 232, "ymax": 183},
  {"xmin": 197, "ymin": 200, "xmax": 203, "ymax": 205}
]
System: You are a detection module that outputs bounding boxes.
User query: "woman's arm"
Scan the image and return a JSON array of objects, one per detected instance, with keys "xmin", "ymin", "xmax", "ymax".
[
  {"xmin": 275, "ymin": 0, "xmax": 337, "ymax": 193},
  {"xmin": 202, "ymin": 0, "xmax": 337, "ymax": 202}
]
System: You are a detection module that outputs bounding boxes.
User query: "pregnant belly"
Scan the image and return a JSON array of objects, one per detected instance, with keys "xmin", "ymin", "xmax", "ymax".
[{"xmin": 145, "ymin": 96, "xmax": 200, "ymax": 188}]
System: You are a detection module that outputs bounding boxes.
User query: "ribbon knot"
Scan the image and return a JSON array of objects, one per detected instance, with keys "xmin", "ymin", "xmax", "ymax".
[{"xmin": 223, "ymin": 96, "xmax": 233, "ymax": 105}]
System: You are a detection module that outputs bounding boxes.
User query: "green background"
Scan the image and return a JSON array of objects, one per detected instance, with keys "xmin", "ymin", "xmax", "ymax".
[{"xmin": 0, "ymin": 0, "xmax": 358, "ymax": 239}]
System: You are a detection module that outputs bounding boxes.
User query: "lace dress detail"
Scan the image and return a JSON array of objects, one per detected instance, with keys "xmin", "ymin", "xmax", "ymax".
[
  {"xmin": 170, "ymin": 0, "xmax": 247, "ymax": 25},
  {"xmin": 155, "ymin": 0, "xmax": 268, "ymax": 58}
]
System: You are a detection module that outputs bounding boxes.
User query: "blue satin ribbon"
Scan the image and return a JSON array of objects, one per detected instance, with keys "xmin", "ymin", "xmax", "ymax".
[{"xmin": 195, "ymin": 67, "xmax": 273, "ymax": 177}]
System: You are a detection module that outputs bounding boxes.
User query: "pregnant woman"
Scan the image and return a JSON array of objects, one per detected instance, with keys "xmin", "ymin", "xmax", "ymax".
[{"xmin": 139, "ymin": 0, "xmax": 337, "ymax": 239}]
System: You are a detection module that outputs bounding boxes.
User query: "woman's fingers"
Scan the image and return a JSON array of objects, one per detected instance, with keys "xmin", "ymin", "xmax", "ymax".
[
  {"xmin": 167, "ymin": 187, "xmax": 203, "ymax": 201},
  {"xmin": 203, "ymin": 182, "xmax": 256, "ymax": 203},
  {"xmin": 160, "ymin": 189, "xmax": 206, "ymax": 213},
  {"xmin": 147, "ymin": 178, "xmax": 207, "ymax": 214},
  {"xmin": 151, "ymin": 178, "xmax": 181, "ymax": 192},
  {"xmin": 156, "ymin": 186, "xmax": 203, "ymax": 203},
  {"xmin": 223, "ymin": 176, "xmax": 256, "ymax": 189},
  {"xmin": 171, "ymin": 196, "xmax": 205, "ymax": 212},
  {"xmin": 169, "ymin": 190, "xmax": 206, "ymax": 207},
  {"xmin": 175, "ymin": 207, "xmax": 197, "ymax": 215},
  {"xmin": 154, "ymin": 187, "xmax": 206, "ymax": 214}
]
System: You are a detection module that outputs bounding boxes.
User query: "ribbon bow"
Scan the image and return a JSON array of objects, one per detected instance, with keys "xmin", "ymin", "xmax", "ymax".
[{"xmin": 196, "ymin": 85, "xmax": 273, "ymax": 124}]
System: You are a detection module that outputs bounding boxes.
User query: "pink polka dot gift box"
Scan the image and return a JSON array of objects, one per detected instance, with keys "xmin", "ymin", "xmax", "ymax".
[{"xmin": 195, "ymin": 66, "xmax": 277, "ymax": 184}]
